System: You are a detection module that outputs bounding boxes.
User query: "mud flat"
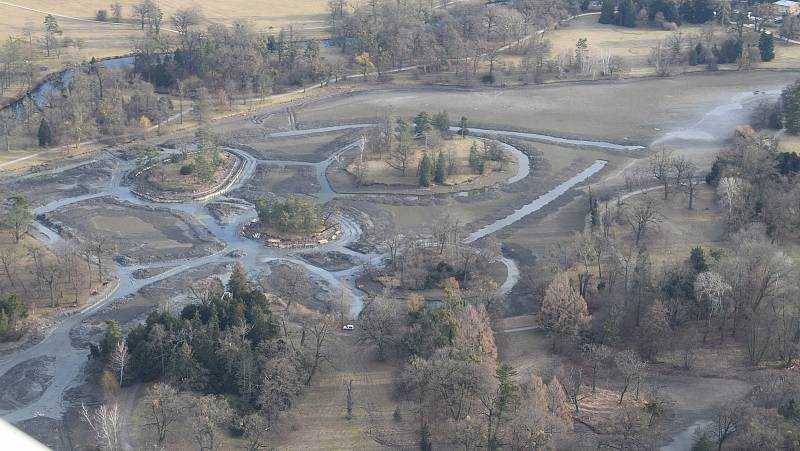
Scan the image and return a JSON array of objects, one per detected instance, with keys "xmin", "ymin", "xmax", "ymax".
[
  {"xmin": 0, "ymin": 158, "xmax": 115, "ymax": 208},
  {"xmin": 220, "ymin": 128, "xmax": 359, "ymax": 162},
  {"xmin": 232, "ymin": 164, "xmax": 319, "ymax": 201},
  {"xmin": 0, "ymin": 356, "xmax": 55, "ymax": 410},
  {"xmin": 46, "ymin": 197, "xmax": 224, "ymax": 265}
]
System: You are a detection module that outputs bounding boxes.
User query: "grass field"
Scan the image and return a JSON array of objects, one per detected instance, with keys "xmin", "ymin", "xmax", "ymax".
[{"xmin": 614, "ymin": 185, "xmax": 728, "ymax": 266}]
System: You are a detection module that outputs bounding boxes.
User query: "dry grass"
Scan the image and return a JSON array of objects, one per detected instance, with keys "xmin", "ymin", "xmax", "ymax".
[
  {"xmin": 778, "ymin": 133, "xmax": 800, "ymax": 154},
  {"xmin": 541, "ymin": 15, "xmax": 704, "ymax": 73},
  {"xmin": 347, "ymin": 137, "xmax": 513, "ymax": 188},
  {"xmin": 0, "ymin": 230, "xmax": 95, "ymax": 311},
  {"xmin": 613, "ymin": 185, "xmax": 728, "ymax": 266},
  {"xmin": 125, "ymin": 335, "xmax": 416, "ymax": 451}
]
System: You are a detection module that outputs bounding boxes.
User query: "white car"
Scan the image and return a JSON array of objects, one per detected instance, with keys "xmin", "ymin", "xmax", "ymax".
[{"xmin": 342, "ymin": 324, "xmax": 354, "ymax": 331}]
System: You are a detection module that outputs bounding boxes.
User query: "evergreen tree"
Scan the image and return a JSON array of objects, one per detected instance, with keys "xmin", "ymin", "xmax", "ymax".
[
  {"xmin": 38, "ymin": 119, "xmax": 52, "ymax": 147},
  {"xmin": 414, "ymin": 111, "xmax": 432, "ymax": 136},
  {"xmin": 599, "ymin": 0, "xmax": 616, "ymax": 24},
  {"xmin": 759, "ymin": 31, "xmax": 775, "ymax": 62},
  {"xmin": 228, "ymin": 261, "xmax": 248, "ymax": 299},
  {"xmin": 459, "ymin": 116, "xmax": 469, "ymax": 137},
  {"xmin": 432, "ymin": 111, "xmax": 450, "ymax": 136},
  {"xmin": 782, "ymin": 80, "xmax": 800, "ymax": 135},
  {"xmin": 418, "ymin": 153, "xmax": 433, "ymax": 187},
  {"xmin": 615, "ymin": 0, "xmax": 636, "ymax": 27},
  {"xmin": 434, "ymin": 152, "xmax": 446, "ymax": 184},
  {"xmin": 690, "ymin": 0, "xmax": 714, "ymax": 23},
  {"xmin": 101, "ymin": 320, "xmax": 123, "ymax": 359},
  {"xmin": 468, "ymin": 142, "xmax": 482, "ymax": 173}
]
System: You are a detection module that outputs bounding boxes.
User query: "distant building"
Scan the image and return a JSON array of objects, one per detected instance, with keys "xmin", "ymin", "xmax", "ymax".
[{"xmin": 773, "ymin": 0, "xmax": 800, "ymax": 15}]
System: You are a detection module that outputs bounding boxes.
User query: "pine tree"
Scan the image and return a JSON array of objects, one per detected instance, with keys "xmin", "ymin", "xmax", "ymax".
[
  {"xmin": 228, "ymin": 261, "xmax": 248, "ymax": 298},
  {"xmin": 759, "ymin": 31, "xmax": 775, "ymax": 62},
  {"xmin": 434, "ymin": 152, "xmax": 446, "ymax": 184},
  {"xmin": 615, "ymin": 0, "xmax": 636, "ymax": 27},
  {"xmin": 468, "ymin": 142, "xmax": 481, "ymax": 172},
  {"xmin": 432, "ymin": 111, "xmax": 450, "ymax": 136},
  {"xmin": 459, "ymin": 116, "xmax": 469, "ymax": 137},
  {"xmin": 599, "ymin": 0, "xmax": 616, "ymax": 24},
  {"xmin": 782, "ymin": 80, "xmax": 800, "ymax": 135},
  {"xmin": 38, "ymin": 119, "xmax": 52, "ymax": 147},
  {"xmin": 414, "ymin": 111, "xmax": 432, "ymax": 137},
  {"xmin": 101, "ymin": 320, "xmax": 123, "ymax": 359},
  {"xmin": 418, "ymin": 153, "xmax": 433, "ymax": 187}
]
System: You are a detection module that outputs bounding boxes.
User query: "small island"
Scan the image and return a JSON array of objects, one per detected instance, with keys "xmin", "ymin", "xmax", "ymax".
[
  {"xmin": 243, "ymin": 196, "xmax": 341, "ymax": 248},
  {"xmin": 331, "ymin": 111, "xmax": 517, "ymax": 193},
  {"xmin": 130, "ymin": 130, "xmax": 245, "ymax": 202}
]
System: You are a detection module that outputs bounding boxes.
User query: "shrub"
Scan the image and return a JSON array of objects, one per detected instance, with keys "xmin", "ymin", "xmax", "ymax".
[
  {"xmin": 180, "ymin": 164, "xmax": 194, "ymax": 175},
  {"xmin": 481, "ymin": 73, "xmax": 495, "ymax": 84},
  {"xmin": 96, "ymin": 10, "xmax": 108, "ymax": 21}
]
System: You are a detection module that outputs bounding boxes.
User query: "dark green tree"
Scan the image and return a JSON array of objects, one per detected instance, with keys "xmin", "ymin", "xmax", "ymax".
[
  {"xmin": 690, "ymin": 0, "xmax": 714, "ymax": 23},
  {"xmin": 599, "ymin": 0, "xmax": 616, "ymax": 24},
  {"xmin": 432, "ymin": 111, "xmax": 450, "ymax": 136},
  {"xmin": 759, "ymin": 31, "xmax": 775, "ymax": 62},
  {"xmin": 782, "ymin": 80, "xmax": 800, "ymax": 134},
  {"xmin": 689, "ymin": 246, "xmax": 708, "ymax": 273},
  {"xmin": 38, "ymin": 119, "xmax": 52, "ymax": 147},
  {"xmin": 101, "ymin": 320, "xmax": 123, "ymax": 359},
  {"xmin": 434, "ymin": 152, "xmax": 446, "ymax": 184},
  {"xmin": 228, "ymin": 261, "xmax": 248, "ymax": 299},
  {"xmin": 459, "ymin": 116, "xmax": 469, "ymax": 137},
  {"xmin": 615, "ymin": 0, "xmax": 636, "ymax": 27},
  {"xmin": 415, "ymin": 112, "xmax": 432, "ymax": 137},
  {"xmin": 418, "ymin": 153, "xmax": 433, "ymax": 187}
]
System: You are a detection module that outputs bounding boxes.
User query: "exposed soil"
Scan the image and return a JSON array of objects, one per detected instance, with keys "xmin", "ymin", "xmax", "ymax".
[
  {"xmin": 46, "ymin": 197, "xmax": 224, "ymax": 265},
  {"xmin": 0, "ymin": 356, "xmax": 55, "ymax": 410},
  {"xmin": 300, "ymin": 251, "xmax": 361, "ymax": 272},
  {"xmin": 0, "ymin": 157, "xmax": 115, "ymax": 208},
  {"xmin": 232, "ymin": 163, "xmax": 319, "ymax": 201}
]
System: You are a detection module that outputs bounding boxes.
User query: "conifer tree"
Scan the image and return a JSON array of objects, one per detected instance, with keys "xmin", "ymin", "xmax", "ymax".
[
  {"xmin": 418, "ymin": 153, "xmax": 433, "ymax": 187},
  {"xmin": 759, "ymin": 31, "xmax": 775, "ymax": 62},
  {"xmin": 599, "ymin": 0, "xmax": 615, "ymax": 24},
  {"xmin": 434, "ymin": 152, "xmax": 446, "ymax": 184}
]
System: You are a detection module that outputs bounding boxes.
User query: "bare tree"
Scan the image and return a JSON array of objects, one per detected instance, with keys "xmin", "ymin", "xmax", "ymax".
[
  {"xmin": 614, "ymin": 350, "xmax": 646, "ymax": 404},
  {"xmin": 301, "ymin": 315, "xmax": 334, "ymax": 385},
  {"xmin": 189, "ymin": 394, "xmax": 233, "ymax": 451},
  {"xmin": 355, "ymin": 293, "xmax": 399, "ymax": 360},
  {"xmin": 710, "ymin": 403, "xmax": 744, "ymax": 451},
  {"xmin": 673, "ymin": 156, "xmax": 701, "ymax": 209},
  {"xmin": 144, "ymin": 383, "xmax": 182, "ymax": 446},
  {"xmin": 241, "ymin": 413, "xmax": 272, "ymax": 451},
  {"xmin": 109, "ymin": 341, "xmax": 129, "ymax": 385},
  {"xmin": 649, "ymin": 148, "xmax": 673, "ymax": 200},
  {"xmin": 624, "ymin": 196, "xmax": 662, "ymax": 247},
  {"xmin": 81, "ymin": 402, "xmax": 122, "ymax": 451},
  {"xmin": 717, "ymin": 177, "xmax": 744, "ymax": 228},
  {"xmin": 344, "ymin": 379, "xmax": 354, "ymax": 419}
]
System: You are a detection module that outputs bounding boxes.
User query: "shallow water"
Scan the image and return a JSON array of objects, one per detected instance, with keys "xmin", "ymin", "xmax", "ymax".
[{"xmin": 465, "ymin": 160, "xmax": 607, "ymax": 242}]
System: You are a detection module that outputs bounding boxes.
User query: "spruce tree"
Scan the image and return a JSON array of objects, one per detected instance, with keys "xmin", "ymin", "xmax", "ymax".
[
  {"xmin": 615, "ymin": 0, "xmax": 636, "ymax": 27},
  {"xmin": 599, "ymin": 0, "xmax": 615, "ymax": 24},
  {"xmin": 434, "ymin": 152, "xmax": 446, "ymax": 184},
  {"xmin": 759, "ymin": 31, "xmax": 775, "ymax": 62},
  {"xmin": 432, "ymin": 111, "xmax": 450, "ymax": 136},
  {"xmin": 418, "ymin": 153, "xmax": 433, "ymax": 187},
  {"xmin": 459, "ymin": 116, "xmax": 469, "ymax": 137},
  {"xmin": 38, "ymin": 118, "xmax": 51, "ymax": 147},
  {"xmin": 782, "ymin": 80, "xmax": 800, "ymax": 135},
  {"xmin": 415, "ymin": 111, "xmax": 432, "ymax": 136}
]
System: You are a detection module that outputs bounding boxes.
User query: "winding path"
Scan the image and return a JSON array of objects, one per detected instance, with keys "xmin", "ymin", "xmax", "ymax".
[{"xmin": 0, "ymin": 122, "xmax": 616, "ymax": 426}]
